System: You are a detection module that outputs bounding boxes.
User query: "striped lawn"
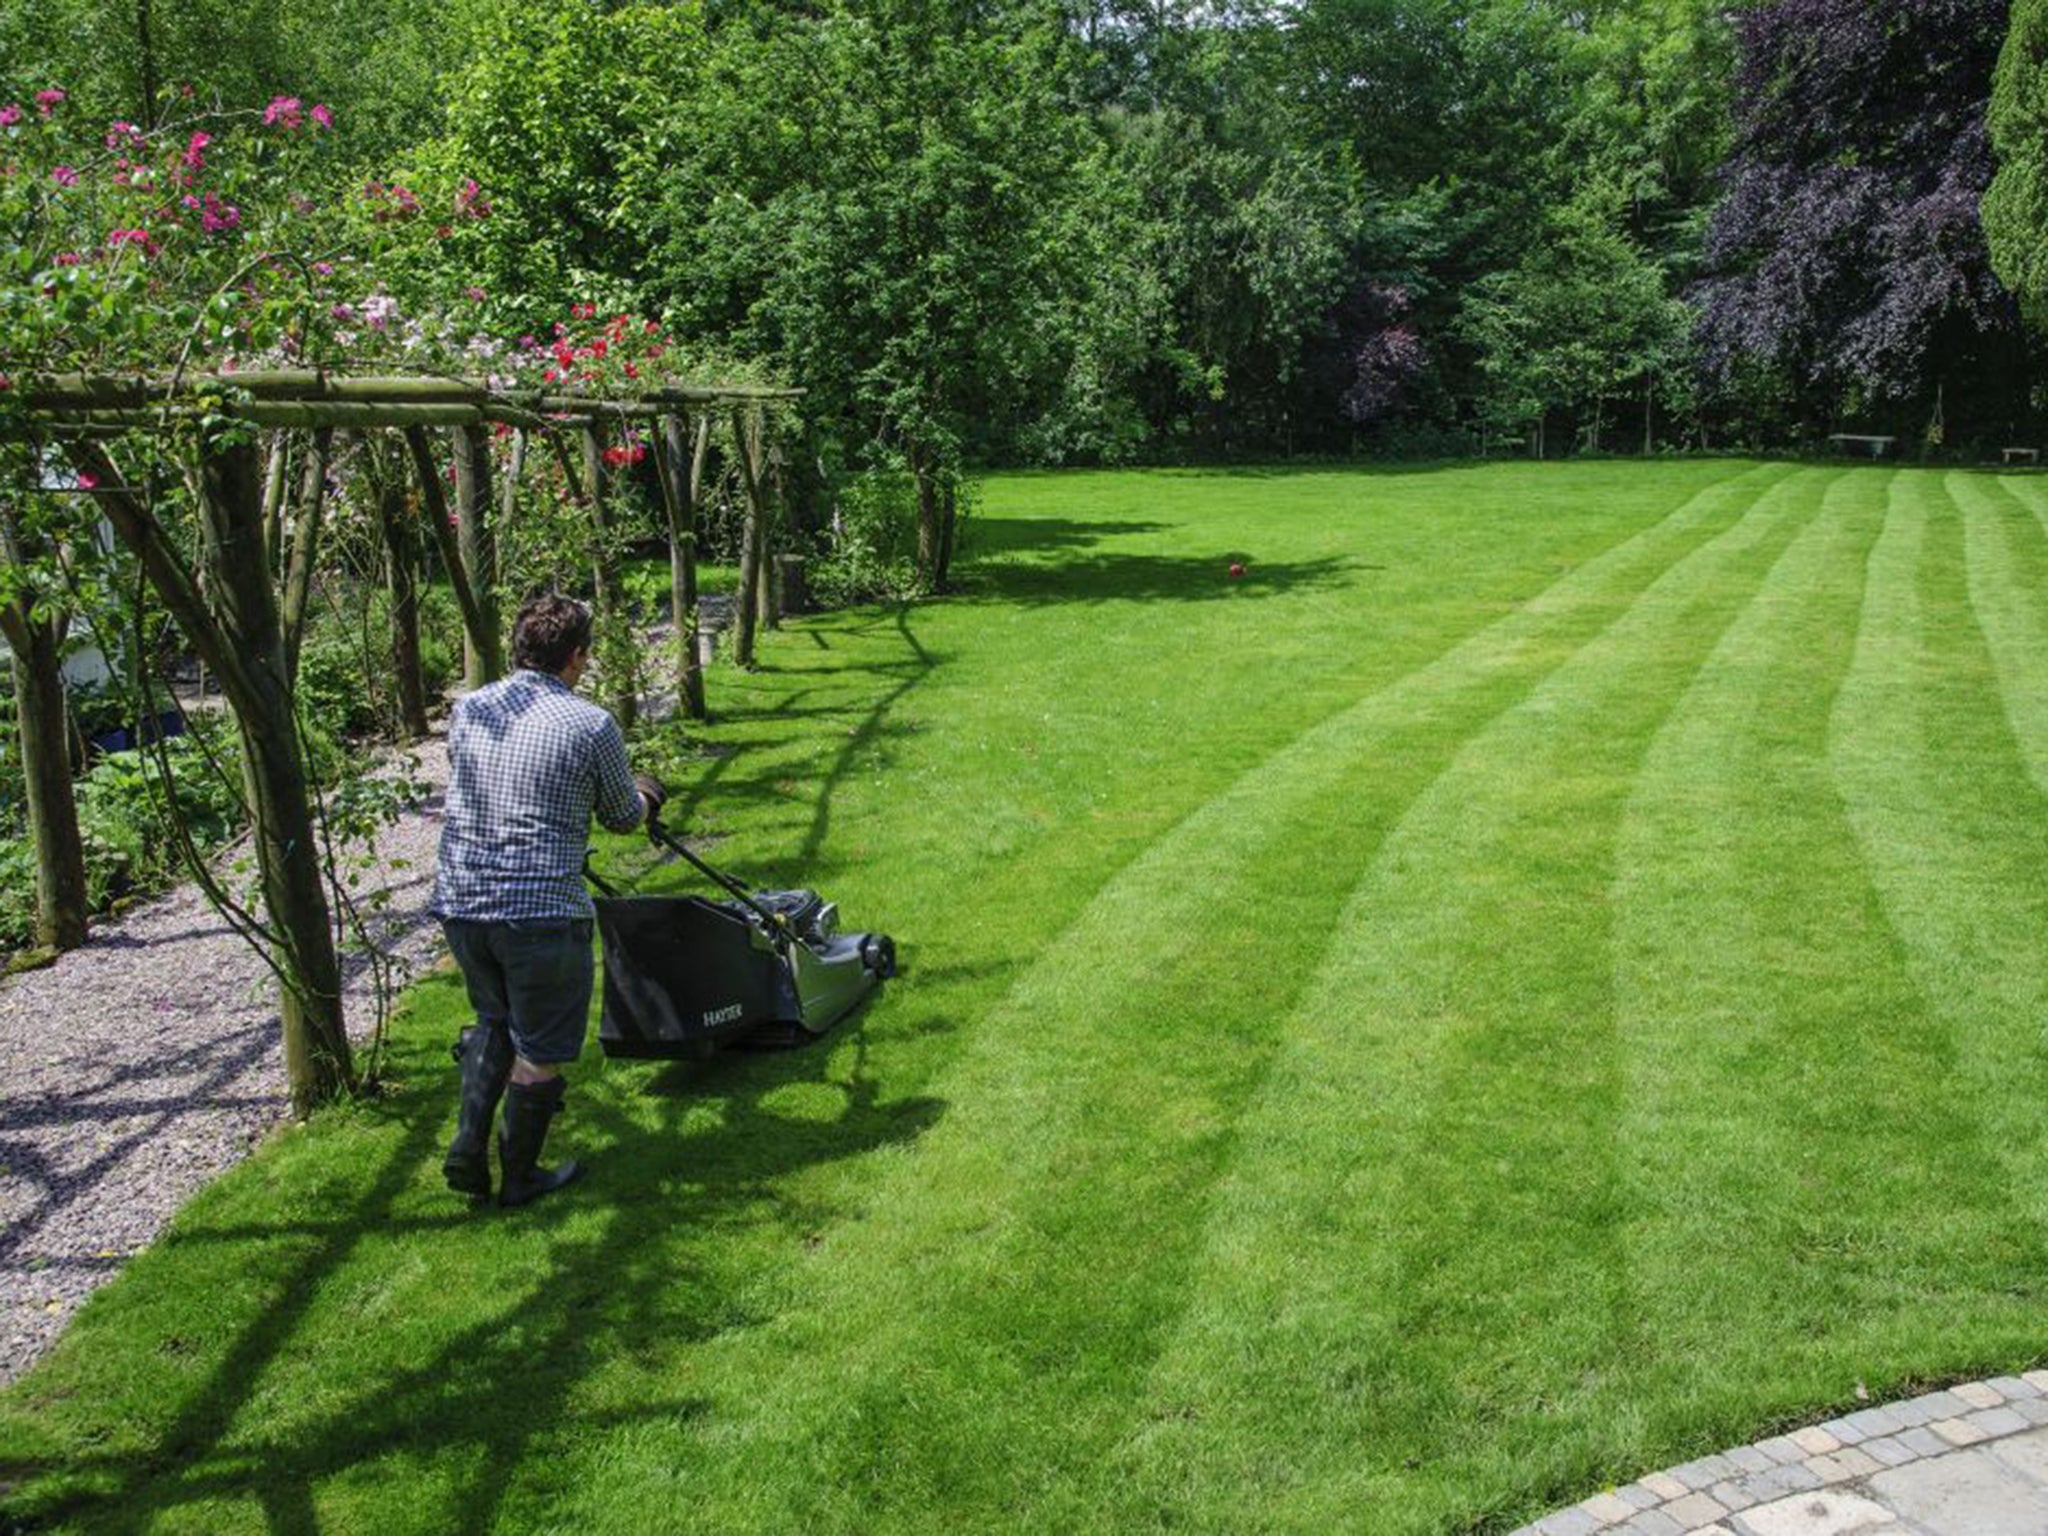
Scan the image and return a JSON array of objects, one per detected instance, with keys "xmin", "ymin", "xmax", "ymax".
[{"xmin": 5, "ymin": 461, "xmax": 2048, "ymax": 1534}]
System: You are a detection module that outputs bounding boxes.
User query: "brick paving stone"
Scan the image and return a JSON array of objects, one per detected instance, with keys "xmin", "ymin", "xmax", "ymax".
[
  {"xmin": 1711, "ymin": 1481, "xmax": 1759, "ymax": 1514},
  {"xmin": 1899, "ymin": 1427, "xmax": 1948, "ymax": 1458},
  {"xmin": 1676, "ymin": 1457, "xmax": 1742, "ymax": 1491},
  {"xmin": 1585, "ymin": 1492, "xmax": 1639, "ymax": 1523},
  {"xmin": 1536, "ymin": 1510, "xmax": 1601, "ymax": 1536},
  {"xmin": 2022, "ymin": 1370, "xmax": 2048, "ymax": 1395},
  {"xmin": 1869, "ymin": 1445, "xmax": 2048, "ymax": 1534},
  {"xmin": 1727, "ymin": 1447, "xmax": 1776, "ymax": 1475},
  {"xmin": 1931, "ymin": 1416, "xmax": 1992, "ymax": 1448},
  {"xmin": 1644, "ymin": 1473, "xmax": 1691, "ymax": 1502},
  {"xmin": 1623, "ymin": 1510, "xmax": 1681, "ymax": 1536},
  {"xmin": 1913, "ymin": 1392, "xmax": 1973, "ymax": 1425},
  {"xmin": 1956, "ymin": 1382, "xmax": 2008, "ymax": 1410},
  {"xmin": 1843, "ymin": 1407, "xmax": 1906, "ymax": 1439},
  {"xmin": 1804, "ymin": 1449, "xmax": 1881, "ymax": 1483},
  {"xmin": 1857, "ymin": 1437, "xmax": 1917, "ymax": 1469},
  {"xmin": 1991, "ymin": 1378, "xmax": 2041, "ymax": 1401},
  {"xmin": 1756, "ymin": 1437, "xmax": 1807, "ymax": 1466},
  {"xmin": 1817, "ymin": 1419, "xmax": 1868, "ymax": 1447},
  {"xmin": 1618, "ymin": 1485, "xmax": 1661, "ymax": 1510},
  {"xmin": 1790, "ymin": 1427, "xmax": 1843, "ymax": 1457},
  {"xmin": 1664, "ymin": 1491, "xmax": 1728, "ymax": 1528},
  {"xmin": 1731, "ymin": 1464, "xmax": 1824, "ymax": 1505},
  {"xmin": 1736, "ymin": 1489, "xmax": 1900, "ymax": 1536},
  {"xmin": 1970, "ymin": 1407, "xmax": 2032, "ymax": 1439},
  {"xmin": 2014, "ymin": 1398, "xmax": 2048, "ymax": 1428}
]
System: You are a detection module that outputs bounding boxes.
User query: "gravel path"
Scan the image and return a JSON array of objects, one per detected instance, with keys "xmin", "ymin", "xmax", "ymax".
[
  {"xmin": 0, "ymin": 595, "xmax": 737, "ymax": 1385},
  {"xmin": 0, "ymin": 746, "xmax": 452, "ymax": 1384}
]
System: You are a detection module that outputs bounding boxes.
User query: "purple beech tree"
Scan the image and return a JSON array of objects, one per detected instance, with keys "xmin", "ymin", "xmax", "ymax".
[{"xmin": 1695, "ymin": 0, "xmax": 2020, "ymax": 431}]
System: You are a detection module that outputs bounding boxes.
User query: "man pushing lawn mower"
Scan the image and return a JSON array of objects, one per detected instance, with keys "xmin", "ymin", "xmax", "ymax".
[{"xmin": 430, "ymin": 593, "xmax": 664, "ymax": 1208}]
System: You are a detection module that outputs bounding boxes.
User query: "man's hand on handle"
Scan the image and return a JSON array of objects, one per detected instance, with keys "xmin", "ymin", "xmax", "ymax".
[{"xmin": 635, "ymin": 772, "xmax": 667, "ymax": 828}]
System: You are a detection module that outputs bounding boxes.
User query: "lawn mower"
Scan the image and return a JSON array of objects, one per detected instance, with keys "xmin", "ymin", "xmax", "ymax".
[{"xmin": 588, "ymin": 816, "xmax": 896, "ymax": 1060}]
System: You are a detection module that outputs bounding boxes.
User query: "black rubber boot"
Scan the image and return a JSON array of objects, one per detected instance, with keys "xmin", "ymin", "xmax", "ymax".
[
  {"xmin": 443, "ymin": 1024, "xmax": 513, "ymax": 1198},
  {"xmin": 497, "ymin": 1077, "xmax": 584, "ymax": 1208}
]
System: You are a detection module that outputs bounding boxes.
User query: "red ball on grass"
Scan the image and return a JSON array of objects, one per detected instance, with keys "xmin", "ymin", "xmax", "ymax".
[{"xmin": 1227, "ymin": 562, "xmax": 1247, "ymax": 579}]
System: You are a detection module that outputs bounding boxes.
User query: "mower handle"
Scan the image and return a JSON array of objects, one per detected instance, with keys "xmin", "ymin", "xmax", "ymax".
[{"xmin": 645, "ymin": 813, "xmax": 797, "ymax": 944}]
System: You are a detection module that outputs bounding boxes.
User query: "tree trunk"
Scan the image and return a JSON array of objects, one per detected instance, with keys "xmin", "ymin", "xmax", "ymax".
[
  {"xmin": 453, "ymin": 425, "xmax": 501, "ymax": 689},
  {"xmin": 67, "ymin": 436, "xmax": 352, "ymax": 1112},
  {"xmin": 0, "ymin": 505, "xmax": 87, "ymax": 952},
  {"xmin": 1642, "ymin": 377, "xmax": 1655, "ymax": 456},
  {"xmin": 4, "ymin": 626, "xmax": 87, "ymax": 952},
  {"xmin": 730, "ymin": 408, "xmax": 769, "ymax": 669},
  {"xmin": 579, "ymin": 426, "xmax": 635, "ymax": 726},
  {"xmin": 911, "ymin": 445, "xmax": 942, "ymax": 591},
  {"xmin": 192, "ymin": 441, "xmax": 352, "ymax": 1112},
  {"xmin": 376, "ymin": 472, "xmax": 430, "ymax": 740},
  {"xmin": 657, "ymin": 412, "xmax": 707, "ymax": 720},
  {"xmin": 936, "ymin": 477, "xmax": 959, "ymax": 590}
]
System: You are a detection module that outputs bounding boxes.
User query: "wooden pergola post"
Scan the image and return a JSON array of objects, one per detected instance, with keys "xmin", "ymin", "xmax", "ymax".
[
  {"xmin": 452, "ymin": 424, "xmax": 501, "ymax": 688},
  {"xmin": 654, "ymin": 411, "xmax": 708, "ymax": 720},
  {"xmin": 731, "ymin": 406, "xmax": 769, "ymax": 669},
  {"xmin": 371, "ymin": 447, "xmax": 431, "ymax": 742},
  {"xmin": 579, "ymin": 423, "xmax": 636, "ymax": 728},
  {"xmin": 402, "ymin": 427, "xmax": 503, "ymax": 692}
]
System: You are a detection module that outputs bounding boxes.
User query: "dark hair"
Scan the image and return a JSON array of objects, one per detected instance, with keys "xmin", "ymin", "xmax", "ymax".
[{"xmin": 512, "ymin": 593, "xmax": 593, "ymax": 674}]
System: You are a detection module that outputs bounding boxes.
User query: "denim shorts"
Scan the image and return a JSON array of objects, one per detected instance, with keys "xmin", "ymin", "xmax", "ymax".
[{"xmin": 441, "ymin": 918, "xmax": 596, "ymax": 1065}]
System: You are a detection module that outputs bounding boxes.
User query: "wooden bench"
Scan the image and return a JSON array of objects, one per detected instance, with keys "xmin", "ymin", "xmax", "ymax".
[
  {"xmin": 1827, "ymin": 433, "xmax": 1897, "ymax": 459},
  {"xmin": 2003, "ymin": 447, "xmax": 2040, "ymax": 466}
]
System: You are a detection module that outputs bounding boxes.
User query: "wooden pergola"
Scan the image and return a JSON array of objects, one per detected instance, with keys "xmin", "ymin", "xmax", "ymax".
[{"xmin": 4, "ymin": 367, "xmax": 803, "ymax": 1111}]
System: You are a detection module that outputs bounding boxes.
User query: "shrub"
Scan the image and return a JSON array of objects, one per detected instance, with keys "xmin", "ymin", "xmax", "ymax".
[{"xmin": 808, "ymin": 471, "xmax": 923, "ymax": 607}]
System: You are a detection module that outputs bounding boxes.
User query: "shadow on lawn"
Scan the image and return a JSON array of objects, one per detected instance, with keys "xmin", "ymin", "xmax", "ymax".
[
  {"xmin": 2, "ymin": 1019, "xmax": 945, "ymax": 1533},
  {"xmin": 960, "ymin": 517, "xmax": 1361, "ymax": 607}
]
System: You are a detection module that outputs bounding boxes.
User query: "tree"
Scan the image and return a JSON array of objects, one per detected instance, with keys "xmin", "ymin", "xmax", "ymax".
[
  {"xmin": 1695, "ymin": 0, "xmax": 2021, "ymax": 436},
  {"xmin": 1987, "ymin": 0, "xmax": 2048, "ymax": 331},
  {"xmin": 648, "ymin": 0, "xmax": 1092, "ymax": 587},
  {"xmin": 1456, "ymin": 192, "xmax": 1688, "ymax": 454}
]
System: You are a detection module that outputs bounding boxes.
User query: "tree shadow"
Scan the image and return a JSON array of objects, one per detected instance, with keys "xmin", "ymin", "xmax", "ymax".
[
  {"xmin": 958, "ymin": 518, "xmax": 1361, "ymax": 608},
  {"xmin": 1, "ymin": 1016, "xmax": 945, "ymax": 1533}
]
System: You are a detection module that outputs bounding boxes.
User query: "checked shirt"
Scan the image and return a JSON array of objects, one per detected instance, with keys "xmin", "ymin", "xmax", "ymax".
[{"xmin": 431, "ymin": 669, "xmax": 644, "ymax": 923}]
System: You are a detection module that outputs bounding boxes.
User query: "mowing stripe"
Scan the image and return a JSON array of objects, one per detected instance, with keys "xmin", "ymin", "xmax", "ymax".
[
  {"xmin": 1092, "ymin": 469, "xmax": 1844, "ymax": 1536},
  {"xmin": 1952, "ymin": 472, "xmax": 2048, "ymax": 798},
  {"xmin": 566, "ymin": 466, "xmax": 1817, "ymax": 1533},
  {"xmin": 1608, "ymin": 466, "xmax": 2041, "ymax": 1511},
  {"xmin": 1829, "ymin": 473, "xmax": 2048, "ymax": 1237}
]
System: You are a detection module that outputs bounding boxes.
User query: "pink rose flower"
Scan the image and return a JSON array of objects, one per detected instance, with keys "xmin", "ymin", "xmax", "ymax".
[
  {"xmin": 262, "ymin": 95, "xmax": 303, "ymax": 130},
  {"xmin": 76, "ymin": 472, "xmax": 98, "ymax": 491},
  {"xmin": 51, "ymin": 165, "xmax": 78, "ymax": 186},
  {"xmin": 310, "ymin": 103, "xmax": 334, "ymax": 129},
  {"xmin": 35, "ymin": 89, "xmax": 64, "ymax": 117},
  {"xmin": 104, "ymin": 121, "xmax": 142, "ymax": 149},
  {"xmin": 183, "ymin": 131, "xmax": 209, "ymax": 170},
  {"xmin": 0, "ymin": 105, "xmax": 20, "ymax": 128}
]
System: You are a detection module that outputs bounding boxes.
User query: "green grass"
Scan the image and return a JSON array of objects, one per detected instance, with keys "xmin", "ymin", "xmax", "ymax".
[{"xmin": 7, "ymin": 460, "xmax": 2048, "ymax": 1533}]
